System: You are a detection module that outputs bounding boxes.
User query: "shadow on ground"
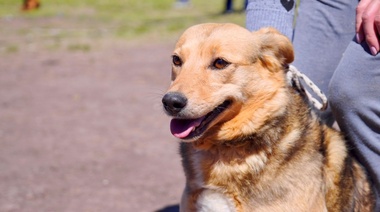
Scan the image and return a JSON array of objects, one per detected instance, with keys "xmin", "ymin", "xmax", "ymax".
[{"xmin": 156, "ymin": 204, "xmax": 180, "ymax": 212}]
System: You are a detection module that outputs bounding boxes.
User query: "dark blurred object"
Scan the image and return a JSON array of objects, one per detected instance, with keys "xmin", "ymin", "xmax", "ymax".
[
  {"xmin": 155, "ymin": 204, "xmax": 179, "ymax": 212},
  {"xmin": 223, "ymin": 0, "xmax": 248, "ymax": 14},
  {"xmin": 22, "ymin": 0, "xmax": 41, "ymax": 11}
]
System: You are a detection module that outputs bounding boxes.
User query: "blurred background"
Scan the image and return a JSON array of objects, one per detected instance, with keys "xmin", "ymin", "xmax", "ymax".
[
  {"xmin": 1, "ymin": 0, "xmax": 246, "ymax": 52},
  {"xmin": 0, "ymin": 0, "xmax": 245, "ymax": 211}
]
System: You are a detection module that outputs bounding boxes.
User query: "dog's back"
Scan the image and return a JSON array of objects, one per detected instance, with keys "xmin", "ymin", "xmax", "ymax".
[{"xmin": 162, "ymin": 23, "xmax": 374, "ymax": 211}]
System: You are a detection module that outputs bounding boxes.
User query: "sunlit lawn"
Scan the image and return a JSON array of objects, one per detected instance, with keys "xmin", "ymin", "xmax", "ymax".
[{"xmin": 0, "ymin": 0, "xmax": 246, "ymax": 52}]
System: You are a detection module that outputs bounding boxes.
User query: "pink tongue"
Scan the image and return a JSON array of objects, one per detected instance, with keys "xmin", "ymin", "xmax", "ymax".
[{"xmin": 170, "ymin": 117, "xmax": 204, "ymax": 139}]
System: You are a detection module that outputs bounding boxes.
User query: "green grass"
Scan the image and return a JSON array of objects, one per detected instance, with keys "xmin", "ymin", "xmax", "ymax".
[{"xmin": 0, "ymin": 0, "xmax": 246, "ymax": 52}]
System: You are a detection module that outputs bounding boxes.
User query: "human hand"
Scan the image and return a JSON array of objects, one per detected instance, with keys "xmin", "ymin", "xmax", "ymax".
[{"xmin": 356, "ymin": 0, "xmax": 380, "ymax": 56}]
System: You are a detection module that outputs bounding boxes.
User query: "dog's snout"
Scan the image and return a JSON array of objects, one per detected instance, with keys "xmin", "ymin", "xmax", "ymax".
[{"xmin": 162, "ymin": 92, "xmax": 187, "ymax": 115}]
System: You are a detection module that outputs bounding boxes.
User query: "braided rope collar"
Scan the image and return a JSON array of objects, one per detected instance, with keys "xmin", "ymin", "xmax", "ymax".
[{"xmin": 286, "ymin": 65, "xmax": 328, "ymax": 111}]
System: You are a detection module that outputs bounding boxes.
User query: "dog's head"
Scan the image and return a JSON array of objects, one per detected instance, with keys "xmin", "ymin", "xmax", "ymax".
[{"xmin": 162, "ymin": 23, "xmax": 294, "ymax": 147}]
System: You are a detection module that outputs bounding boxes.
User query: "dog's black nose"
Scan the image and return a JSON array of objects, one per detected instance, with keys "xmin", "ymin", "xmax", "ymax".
[{"xmin": 162, "ymin": 92, "xmax": 187, "ymax": 115}]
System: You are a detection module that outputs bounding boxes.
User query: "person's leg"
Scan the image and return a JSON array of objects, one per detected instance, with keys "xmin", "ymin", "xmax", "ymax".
[
  {"xmin": 292, "ymin": 0, "xmax": 357, "ymax": 96},
  {"xmin": 291, "ymin": 0, "xmax": 358, "ymax": 124},
  {"xmin": 244, "ymin": 0, "xmax": 248, "ymax": 10},
  {"xmin": 329, "ymin": 42, "xmax": 380, "ymax": 210},
  {"xmin": 246, "ymin": 0, "xmax": 295, "ymax": 39},
  {"xmin": 225, "ymin": 0, "xmax": 233, "ymax": 13}
]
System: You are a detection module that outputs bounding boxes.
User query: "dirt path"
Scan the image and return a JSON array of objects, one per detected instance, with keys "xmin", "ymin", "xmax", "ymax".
[{"xmin": 0, "ymin": 42, "xmax": 184, "ymax": 212}]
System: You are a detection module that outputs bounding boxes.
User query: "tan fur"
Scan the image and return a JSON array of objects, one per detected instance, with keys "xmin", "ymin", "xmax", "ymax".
[{"xmin": 163, "ymin": 23, "xmax": 374, "ymax": 211}]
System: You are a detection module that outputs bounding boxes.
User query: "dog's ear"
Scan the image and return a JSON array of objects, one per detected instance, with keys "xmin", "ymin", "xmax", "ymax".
[{"xmin": 253, "ymin": 27, "xmax": 294, "ymax": 71}]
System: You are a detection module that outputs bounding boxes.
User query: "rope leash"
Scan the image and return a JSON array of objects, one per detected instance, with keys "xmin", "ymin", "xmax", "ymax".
[{"xmin": 286, "ymin": 65, "xmax": 328, "ymax": 111}]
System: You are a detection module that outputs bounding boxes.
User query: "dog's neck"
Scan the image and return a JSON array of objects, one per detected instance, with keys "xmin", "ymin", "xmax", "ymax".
[
  {"xmin": 190, "ymin": 111, "xmax": 290, "ymax": 164},
  {"xmin": 179, "ymin": 88, "xmax": 328, "ymax": 208},
  {"xmin": 190, "ymin": 88, "xmax": 315, "ymax": 163}
]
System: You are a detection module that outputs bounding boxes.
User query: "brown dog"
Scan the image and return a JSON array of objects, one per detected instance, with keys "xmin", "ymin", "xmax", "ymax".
[{"xmin": 162, "ymin": 23, "xmax": 374, "ymax": 211}]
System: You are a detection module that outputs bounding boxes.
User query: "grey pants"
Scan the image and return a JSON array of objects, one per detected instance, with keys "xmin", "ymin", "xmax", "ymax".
[{"xmin": 247, "ymin": 0, "xmax": 380, "ymax": 209}]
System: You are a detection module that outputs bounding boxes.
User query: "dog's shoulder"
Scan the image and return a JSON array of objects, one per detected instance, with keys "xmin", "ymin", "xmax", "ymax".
[{"xmin": 320, "ymin": 126, "xmax": 375, "ymax": 211}]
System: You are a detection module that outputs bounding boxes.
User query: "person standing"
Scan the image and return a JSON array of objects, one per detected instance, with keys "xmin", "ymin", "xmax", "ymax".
[{"xmin": 246, "ymin": 0, "xmax": 380, "ymax": 210}]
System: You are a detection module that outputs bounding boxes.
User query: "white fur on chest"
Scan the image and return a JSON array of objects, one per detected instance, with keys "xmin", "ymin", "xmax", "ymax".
[
  {"xmin": 183, "ymin": 149, "xmax": 269, "ymax": 211},
  {"xmin": 182, "ymin": 151, "xmax": 236, "ymax": 211},
  {"xmin": 196, "ymin": 189, "xmax": 236, "ymax": 212}
]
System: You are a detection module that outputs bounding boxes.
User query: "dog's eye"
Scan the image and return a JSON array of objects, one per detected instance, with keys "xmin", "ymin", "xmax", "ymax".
[
  {"xmin": 212, "ymin": 58, "xmax": 230, "ymax": 70},
  {"xmin": 172, "ymin": 55, "xmax": 182, "ymax": 67}
]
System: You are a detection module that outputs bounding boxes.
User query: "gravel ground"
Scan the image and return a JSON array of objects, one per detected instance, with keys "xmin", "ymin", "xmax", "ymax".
[{"xmin": 0, "ymin": 42, "xmax": 184, "ymax": 212}]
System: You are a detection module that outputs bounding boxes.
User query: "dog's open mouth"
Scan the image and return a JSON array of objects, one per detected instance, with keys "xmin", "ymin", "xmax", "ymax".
[{"xmin": 170, "ymin": 100, "xmax": 232, "ymax": 140}]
